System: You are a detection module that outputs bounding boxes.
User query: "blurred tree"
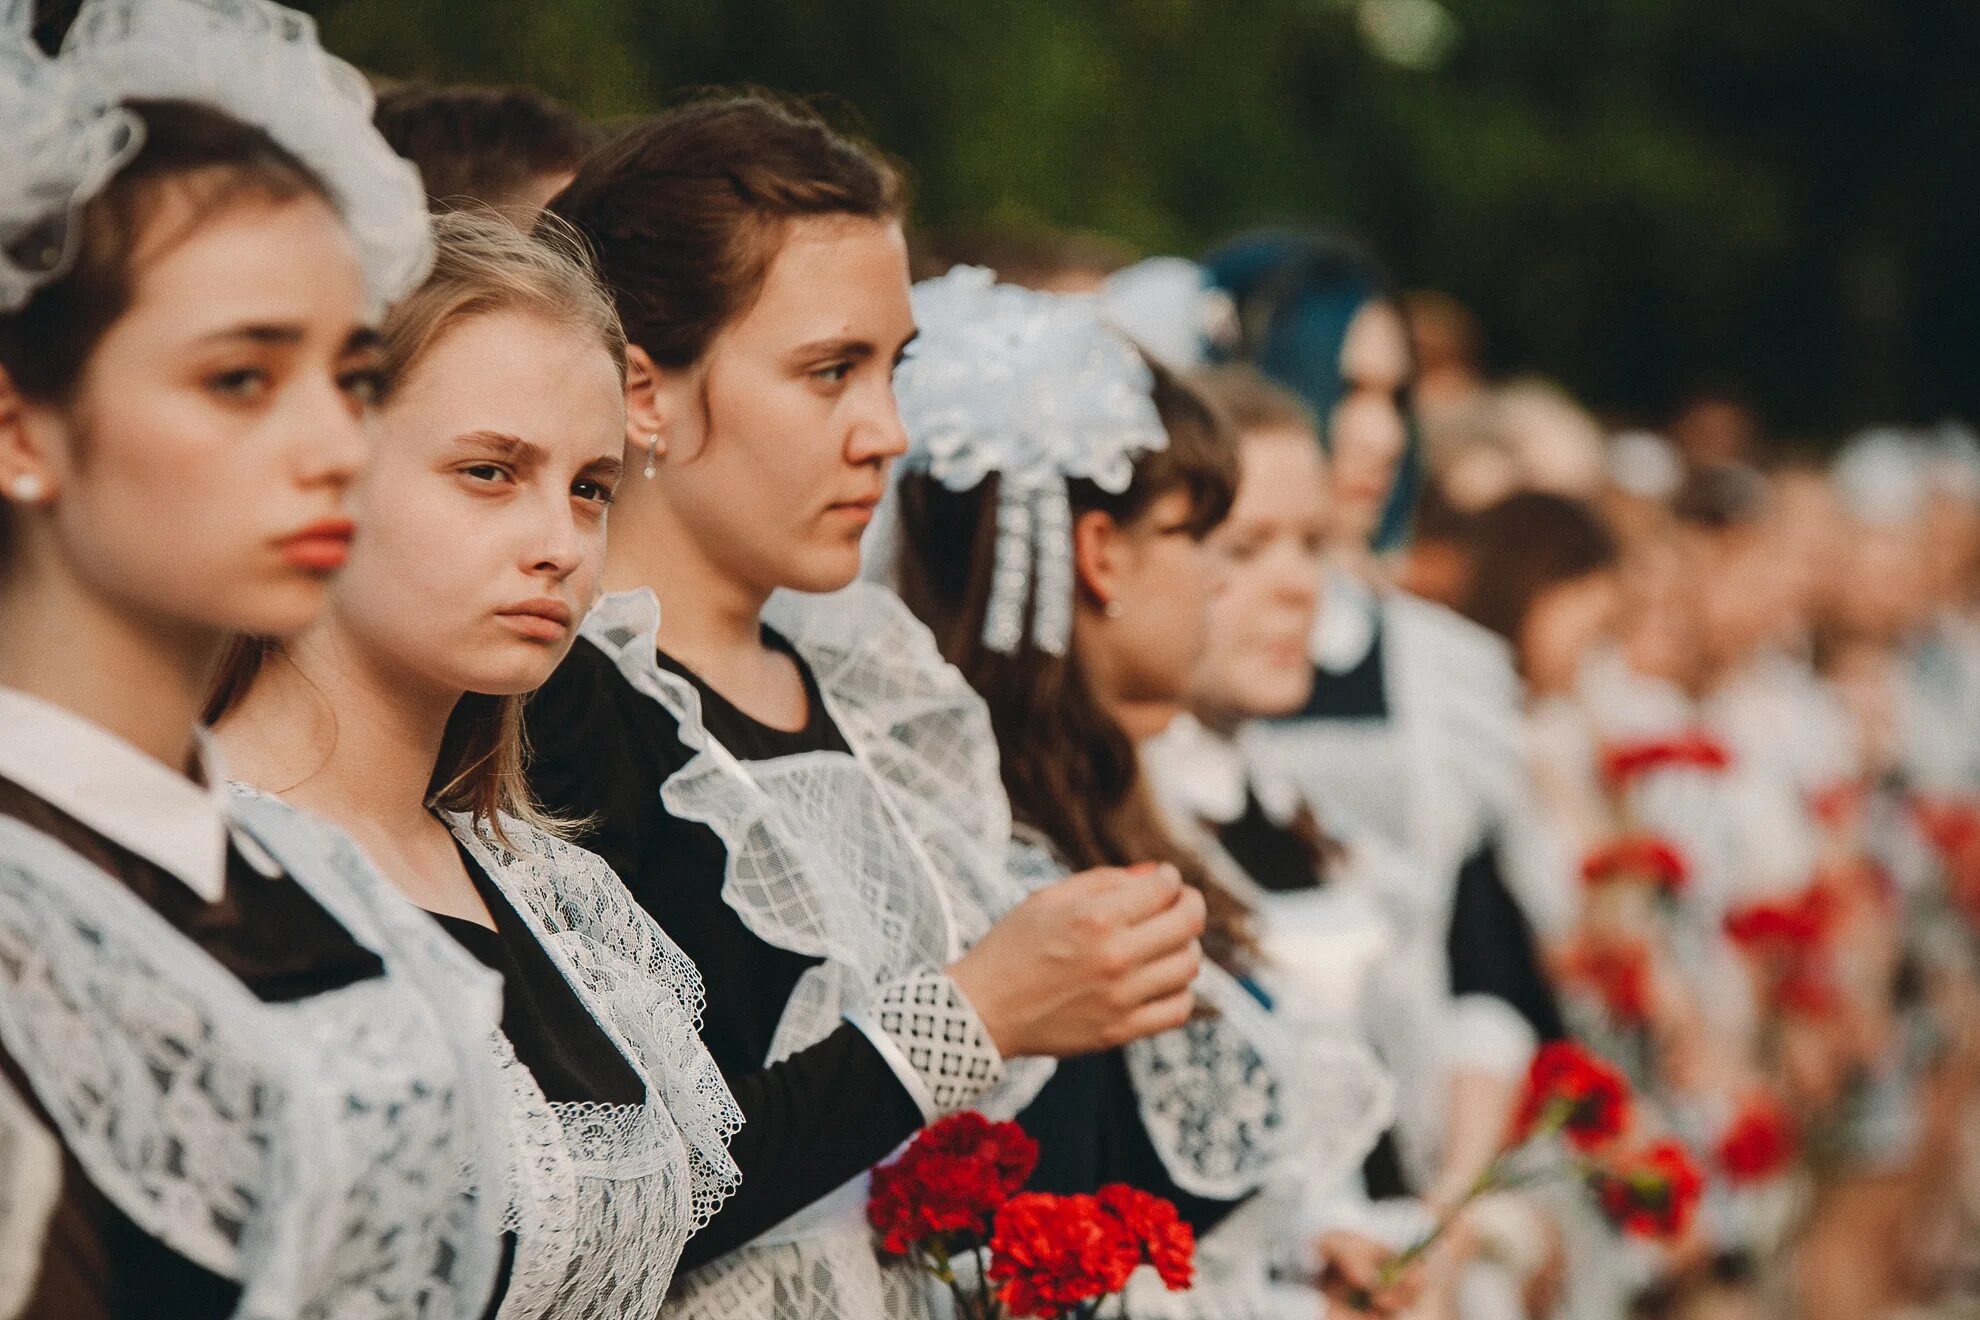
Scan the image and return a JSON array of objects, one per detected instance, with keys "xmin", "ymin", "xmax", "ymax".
[{"xmin": 297, "ymin": 0, "xmax": 1980, "ymax": 441}]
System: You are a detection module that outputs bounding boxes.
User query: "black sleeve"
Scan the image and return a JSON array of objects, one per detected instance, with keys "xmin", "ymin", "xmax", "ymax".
[
  {"xmin": 1446, "ymin": 839, "xmax": 1567, "ymax": 1042},
  {"xmin": 680, "ymin": 1023, "xmax": 925, "ymax": 1268},
  {"xmin": 526, "ymin": 645, "xmax": 931, "ymax": 1267}
]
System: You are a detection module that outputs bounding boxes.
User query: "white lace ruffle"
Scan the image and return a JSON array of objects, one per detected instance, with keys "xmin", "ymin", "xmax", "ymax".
[
  {"xmin": 58, "ymin": 0, "xmax": 432, "ymax": 311},
  {"xmin": 891, "ymin": 266, "xmax": 1170, "ymax": 654},
  {"xmin": 0, "ymin": 1069, "xmax": 59, "ymax": 1320},
  {"xmin": 0, "ymin": 10, "xmax": 142, "ymax": 313},
  {"xmin": 0, "ymin": 797, "xmax": 512, "ymax": 1320},
  {"xmin": 864, "ymin": 969, "xmax": 1005, "ymax": 1118},
  {"xmin": 582, "ymin": 583, "xmax": 1055, "ymax": 1320},
  {"xmin": 450, "ymin": 815, "xmax": 743, "ymax": 1319}
]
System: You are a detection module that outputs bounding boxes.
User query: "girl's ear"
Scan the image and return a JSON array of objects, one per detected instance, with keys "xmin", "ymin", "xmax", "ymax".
[
  {"xmin": 622, "ymin": 343, "xmax": 710, "ymax": 469},
  {"xmin": 0, "ymin": 366, "xmax": 57, "ymax": 507},
  {"xmin": 1072, "ymin": 507, "xmax": 1127, "ymax": 612}
]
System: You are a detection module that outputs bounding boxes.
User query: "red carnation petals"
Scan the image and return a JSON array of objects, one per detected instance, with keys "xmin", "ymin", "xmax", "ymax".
[
  {"xmin": 1581, "ymin": 835, "xmax": 1690, "ymax": 894},
  {"xmin": 989, "ymin": 1192, "xmax": 1139, "ymax": 1317},
  {"xmin": 1512, "ymin": 1041, "xmax": 1632, "ymax": 1152},
  {"xmin": 1593, "ymin": 1140, "xmax": 1705, "ymax": 1240},
  {"xmin": 1715, "ymin": 1095, "xmax": 1799, "ymax": 1184},
  {"xmin": 1096, "ymin": 1184, "xmax": 1195, "ymax": 1292},
  {"xmin": 868, "ymin": 1111, "xmax": 1040, "ymax": 1255},
  {"xmin": 1600, "ymin": 732, "xmax": 1732, "ymax": 788}
]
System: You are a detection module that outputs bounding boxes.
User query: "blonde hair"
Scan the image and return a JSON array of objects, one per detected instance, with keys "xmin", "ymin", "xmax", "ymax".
[
  {"xmin": 1186, "ymin": 363, "xmax": 1317, "ymax": 440},
  {"xmin": 209, "ymin": 209, "xmax": 626, "ymax": 846}
]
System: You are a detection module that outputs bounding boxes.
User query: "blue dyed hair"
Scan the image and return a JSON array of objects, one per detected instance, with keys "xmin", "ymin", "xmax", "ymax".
[{"xmin": 1201, "ymin": 229, "xmax": 1422, "ymax": 551}]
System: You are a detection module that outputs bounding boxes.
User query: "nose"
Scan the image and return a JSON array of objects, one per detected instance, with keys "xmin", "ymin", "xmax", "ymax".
[
  {"xmin": 849, "ymin": 382, "xmax": 911, "ymax": 465},
  {"xmin": 295, "ymin": 393, "xmax": 372, "ymax": 493},
  {"xmin": 527, "ymin": 498, "xmax": 584, "ymax": 580}
]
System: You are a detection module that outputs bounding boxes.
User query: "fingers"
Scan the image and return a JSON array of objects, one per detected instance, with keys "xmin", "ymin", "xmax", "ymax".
[
  {"xmin": 1112, "ymin": 986, "xmax": 1196, "ymax": 1044},
  {"xmin": 1112, "ymin": 939, "xmax": 1203, "ymax": 1009},
  {"xmin": 1069, "ymin": 862, "xmax": 1184, "ymax": 925},
  {"xmin": 1112, "ymin": 883, "xmax": 1207, "ymax": 965}
]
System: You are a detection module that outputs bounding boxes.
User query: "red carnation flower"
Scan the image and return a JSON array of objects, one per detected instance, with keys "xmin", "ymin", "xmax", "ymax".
[
  {"xmin": 989, "ymin": 1192, "xmax": 1138, "ymax": 1317},
  {"xmin": 1096, "ymin": 1184, "xmax": 1195, "ymax": 1292},
  {"xmin": 868, "ymin": 1111, "xmax": 1040, "ymax": 1255},
  {"xmin": 1809, "ymin": 781, "xmax": 1865, "ymax": 830},
  {"xmin": 1600, "ymin": 732, "xmax": 1732, "ymax": 789},
  {"xmin": 1581, "ymin": 835, "xmax": 1690, "ymax": 895},
  {"xmin": 1512, "ymin": 1041, "xmax": 1631, "ymax": 1152},
  {"xmin": 1723, "ymin": 887, "xmax": 1832, "ymax": 954},
  {"xmin": 1593, "ymin": 1140, "xmax": 1705, "ymax": 1240},
  {"xmin": 1715, "ymin": 1095, "xmax": 1799, "ymax": 1184},
  {"xmin": 1561, "ymin": 940, "xmax": 1652, "ymax": 1024}
]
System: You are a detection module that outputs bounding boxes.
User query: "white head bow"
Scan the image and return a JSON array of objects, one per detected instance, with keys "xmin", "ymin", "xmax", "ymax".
[
  {"xmin": 1, "ymin": 0, "xmax": 430, "ymax": 315},
  {"xmin": 894, "ymin": 265, "xmax": 1170, "ymax": 655}
]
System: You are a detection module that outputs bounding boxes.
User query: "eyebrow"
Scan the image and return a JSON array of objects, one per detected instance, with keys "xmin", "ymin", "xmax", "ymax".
[
  {"xmin": 582, "ymin": 453, "xmax": 625, "ymax": 484},
  {"xmin": 447, "ymin": 429, "xmax": 546, "ymax": 468},
  {"xmin": 342, "ymin": 326, "xmax": 384, "ymax": 355},
  {"xmin": 193, "ymin": 322, "xmax": 307, "ymax": 348},
  {"xmin": 789, "ymin": 336, "xmax": 874, "ymax": 363}
]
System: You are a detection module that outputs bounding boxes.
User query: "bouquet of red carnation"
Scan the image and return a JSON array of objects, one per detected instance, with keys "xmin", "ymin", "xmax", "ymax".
[
  {"xmin": 1581, "ymin": 835, "xmax": 1690, "ymax": 896},
  {"xmin": 1351, "ymin": 1042, "xmax": 1667, "ymax": 1306},
  {"xmin": 1714, "ymin": 1092, "xmax": 1799, "ymax": 1185},
  {"xmin": 1600, "ymin": 732, "xmax": 1732, "ymax": 790},
  {"xmin": 1592, "ymin": 1139, "xmax": 1706, "ymax": 1239},
  {"xmin": 1560, "ymin": 939, "xmax": 1653, "ymax": 1026},
  {"xmin": 1724, "ymin": 886, "xmax": 1837, "ymax": 1021},
  {"xmin": 871, "ymin": 1114, "xmax": 1195, "ymax": 1319}
]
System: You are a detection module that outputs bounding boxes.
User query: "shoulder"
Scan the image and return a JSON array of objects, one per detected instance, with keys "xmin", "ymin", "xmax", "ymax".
[
  {"xmin": 762, "ymin": 581, "xmax": 970, "ymax": 704},
  {"xmin": 1385, "ymin": 590, "xmax": 1516, "ymax": 684}
]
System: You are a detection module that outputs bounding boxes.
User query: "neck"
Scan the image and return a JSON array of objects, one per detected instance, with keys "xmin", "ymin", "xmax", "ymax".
[
  {"xmin": 215, "ymin": 620, "xmax": 457, "ymax": 836},
  {"xmin": 0, "ymin": 565, "xmax": 216, "ymax": 775},
  {"xmin": 601, "ymin": 475, "xmax": 772, "ymax": 679},
  {"xmin": 1189, "ymin": 703, "xmax": 1244, "ymax": 740}
]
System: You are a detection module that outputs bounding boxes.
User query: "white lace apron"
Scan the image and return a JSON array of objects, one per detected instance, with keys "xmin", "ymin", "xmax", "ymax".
[
  {"xmin": 0, "ymin": 796, "xmax": 512, "ymax": 1320},
  {"xmin": 580, "ymin": 583, "xmax": 1054, "ymax": 1320},
  {"xmin": 445, "ymin": 815, "xmax": 742, "ymax": 1320}
]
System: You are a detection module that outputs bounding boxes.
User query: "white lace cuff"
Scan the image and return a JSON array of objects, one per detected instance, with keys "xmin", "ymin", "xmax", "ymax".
[{"xmin": 846, "ymin": 971, "xmax": 1005, "ymax": 1122}]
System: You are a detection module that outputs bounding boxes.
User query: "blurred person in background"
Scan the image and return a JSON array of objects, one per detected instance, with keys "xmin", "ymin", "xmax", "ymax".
[{"xmin": 374, "ymin": 81, "xmax": 599, "ymax": 222}]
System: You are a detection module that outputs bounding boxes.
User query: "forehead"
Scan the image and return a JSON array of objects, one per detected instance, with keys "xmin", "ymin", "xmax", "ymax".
[
  {"xmin": 733, "ymin": 216, "xmax": 913, "ymax": 344},
  {"xmin": 386, "ymin": 309, "xmax": 624, "ymax": 456},
  {"xmin": 117, "ymin": 192, "xmax": 364, "ymax": 343},
  {"xmin": 1232, "ymin": 429, "xmax": 1328, "ymax": 511},
  {"xmin": 1339, "ymin": 299, "xmax": 1409, "ymax": 376}
]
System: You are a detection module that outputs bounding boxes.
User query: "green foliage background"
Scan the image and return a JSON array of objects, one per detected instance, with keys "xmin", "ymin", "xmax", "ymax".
[{"xmin": 299, "ymin": 0, "xmax": 1980, "ymax": 441}]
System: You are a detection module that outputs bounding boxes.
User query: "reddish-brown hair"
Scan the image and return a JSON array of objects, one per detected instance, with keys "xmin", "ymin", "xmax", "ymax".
[{"xmin": 543, "ymin": 92, "xmax": 905, "ymax": 369}]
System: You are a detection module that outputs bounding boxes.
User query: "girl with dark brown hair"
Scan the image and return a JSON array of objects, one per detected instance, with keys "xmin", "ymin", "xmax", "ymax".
[
  {"xmin": 524, "ymin": 94, "xmax": 1209, "ymax": 1318},
  {"xmin": 0, "ymin": 3, "xmax": 513, "ymax": 1315},
  {"xmin": 889, "ymin": 268, "xmax": 1395, "ymax": 1317}
]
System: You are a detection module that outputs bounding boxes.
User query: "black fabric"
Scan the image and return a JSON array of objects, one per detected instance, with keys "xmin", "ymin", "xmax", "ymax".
[
  {"xmin": 430, "ymin": 839, "xmax": 645, "ymax": 1107},
  {"xmin": 1447, "ymin": 839, "xmax": 1567, "ymax": 1043},
  {"xmin": 525, "ymin": 633, "xmax": 927, "ymax": 1271},
  {"xmin": 1215, "ymin": 790, "xmax": 1322, "ymax": 895},
  {"xmin": 1287, "ymin": 620, "xmax": 1388, "ymax": 721},
  {"xmin": 0, "ymin": 774, "xmax": 389, "ymax": 1320},
  {"xmin": 1360, "ymin": 1127, "xmax": 1413, "ymax": 1200},
  {"xmin": 1017, "ymin": 1049, "xmax": 1244, "ymax": 1237}
]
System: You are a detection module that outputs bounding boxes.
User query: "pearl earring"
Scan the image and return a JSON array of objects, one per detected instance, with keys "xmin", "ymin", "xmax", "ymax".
[
  {"xmin": 6, "ymin": 473, "xmax": 46, "ymax": 503},
  {"xmin": 642, "ymin": 434, "xmax": 660, "ymax": 479},
  {"xmin": 1103, "ymin": 599, "xmax": 1124, "ymax": 619}
]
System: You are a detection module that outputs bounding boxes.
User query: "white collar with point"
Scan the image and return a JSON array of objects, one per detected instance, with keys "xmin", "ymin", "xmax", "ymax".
[{"xmin": 0, "ymin": 687, "xmax": 276, "ymax": 903}]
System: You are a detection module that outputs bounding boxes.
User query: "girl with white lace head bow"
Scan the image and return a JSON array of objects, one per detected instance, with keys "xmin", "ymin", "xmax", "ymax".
[
  {"xmin": 888, "ymin": 269, "xmax": 1395, "ymax": 1319},
  {"xmin": 0, "ymin": 2, "xmax": 514, "ymax": 1318},
  {"xmin": 210, "ymin": 210, "xmax": 743, "ymax": 1320},
  {"xmin": 523, "ymin": 93, "xmax": 1210, "ymax": 1320}
]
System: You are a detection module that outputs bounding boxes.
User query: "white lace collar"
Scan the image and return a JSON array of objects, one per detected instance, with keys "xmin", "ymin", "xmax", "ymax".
[
  {"xmin": 1143, "ymin": 714, "xmax": 1302, "ymax": 828},
  {"xmin": 0, "ymin": 687, "xmax": 239, "ymax": 901}
]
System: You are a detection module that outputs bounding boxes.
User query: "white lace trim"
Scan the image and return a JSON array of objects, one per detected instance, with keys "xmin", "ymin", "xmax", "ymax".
[
  {"xmin": 0, "ymin": 1070, "xmax": 58, "ymax": 1320},
  {"xmin": 862, "ymin": 969, "xmax": 1005, "ymax": 1118},
  {"xmin": 448, "ymin": 815, "xmax": 743, "ymax": 1320},
  {"xmin": 0, "ymin": 798, "xmax": 511, "ymax": 1320},
  {"xmin": 581, "ymin": 582, "xmax": 1054, "ymax": 1320}
]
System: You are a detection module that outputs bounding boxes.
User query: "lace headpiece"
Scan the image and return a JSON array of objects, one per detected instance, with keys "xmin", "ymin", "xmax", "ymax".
[
  {"xmin": 0, "ymin": 0, "xmax": 142, "ymax": 312},
  {"xmin": 1, "ymin": 0, "xmax": 431, "ymax": 314},
  {"xmin": 894, "ymin": 265, "xmax": 1170, "ymax": 654}
]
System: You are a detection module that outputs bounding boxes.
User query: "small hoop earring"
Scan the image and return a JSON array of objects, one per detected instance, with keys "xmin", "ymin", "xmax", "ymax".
[
  {"xmin": 1103, "ymin": 599, "xmax": 1124, "ymax": 619},
  {"xmin": 642, "ymin": 434, "xmax": 660, "ymax": 480},
  {"xmin": 6, "ymin": 473, "xmax": 46, "ymax": 503}
]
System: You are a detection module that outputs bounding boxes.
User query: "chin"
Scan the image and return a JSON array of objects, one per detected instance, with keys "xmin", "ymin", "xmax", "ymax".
[
  {"xmin": 784, "ymin": 546, "xmax": 864, "ymax": 595},
  {"xmin": 214, "ymin": 582, "xmax": 335, "ymax": 641}
]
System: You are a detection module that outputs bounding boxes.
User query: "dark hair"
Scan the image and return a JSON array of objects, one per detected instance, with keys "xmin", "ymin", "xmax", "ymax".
[
  {"xmin": 374, "ymin": 83, "xmax": 599, "ymax": 216},
  {"xmin": 1458, "ymin": 491, "xmax": 1619, "ymax": 660},
  {"xmin": 545, "ymin": 92, "xmax": 905, "ymax": 369},
  {"xmin": 895, "ymin": 356, "xmax": 1254, "ymax": 967},
  {"xmin": 0, "ymin": 98, "xmax": 328, "ymax": 403}
]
